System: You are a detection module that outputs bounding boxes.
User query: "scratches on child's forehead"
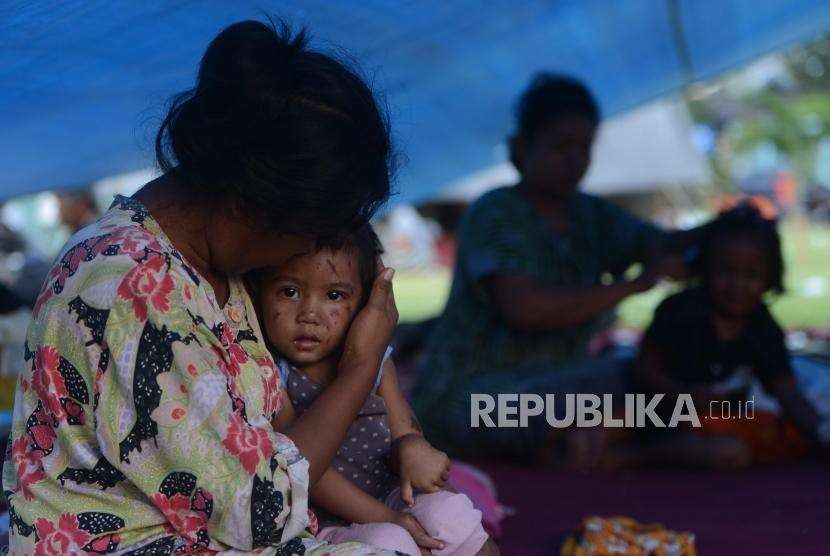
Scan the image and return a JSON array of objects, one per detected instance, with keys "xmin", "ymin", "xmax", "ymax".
[{"xmin": 325, "ymin": 257, "xmax": 339, "ymax": 276}]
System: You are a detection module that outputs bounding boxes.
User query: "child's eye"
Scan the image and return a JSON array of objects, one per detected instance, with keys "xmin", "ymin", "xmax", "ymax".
[
  {"xmin": 327, "ymin": 290, "xmax": 344, "ymax": 301},
  {"xmin": 281, "ymin": 287, "xmax": 299, "ymax": 300}
]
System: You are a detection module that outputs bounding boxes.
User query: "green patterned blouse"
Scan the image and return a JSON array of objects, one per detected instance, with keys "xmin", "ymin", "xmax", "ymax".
[{"xmin": 412, "ymin": 186, "xmax": 661, "ymax": 426}]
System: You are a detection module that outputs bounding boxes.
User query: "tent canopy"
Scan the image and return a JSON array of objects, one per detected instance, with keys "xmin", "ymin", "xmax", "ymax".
[{"xmin": 2, "ymin": 0, "xmax": 830, "ymax": 205}]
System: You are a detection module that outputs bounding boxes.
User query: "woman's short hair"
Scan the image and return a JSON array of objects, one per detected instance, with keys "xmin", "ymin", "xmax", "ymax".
[
  {"xmin": 156, "ymin": 19, "xmax": 395, "ymax": 241},
  {"xmin": 509, "ymin": 73, "xmax": 599, "ymax": 168}
]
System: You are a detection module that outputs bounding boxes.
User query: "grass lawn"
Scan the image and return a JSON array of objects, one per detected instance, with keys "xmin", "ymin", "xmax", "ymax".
[{"xmin": 394, "ymin": 220, "xmax": 830, "ymax": 331}]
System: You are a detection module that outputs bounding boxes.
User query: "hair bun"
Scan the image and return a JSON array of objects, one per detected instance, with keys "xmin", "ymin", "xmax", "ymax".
[
  {"xmin": 154, "ymin": 18, "xmax": 393, "ymax": 240},
  {"xmin": 196, "ymin": 20, "xmax": 306, "ymax": 112}
]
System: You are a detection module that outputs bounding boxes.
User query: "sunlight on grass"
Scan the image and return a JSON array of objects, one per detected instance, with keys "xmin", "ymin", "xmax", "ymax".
[
  {"xmin": 393, "ymin": 270, "xmax": 453, "ymax": 323},
  {"xmin": 394, "ymin": 220, "xmax": 830, "ymax": 330}
]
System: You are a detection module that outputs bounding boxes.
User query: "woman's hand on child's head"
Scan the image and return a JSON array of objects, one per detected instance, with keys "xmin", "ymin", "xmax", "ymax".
[
  {"xmin": 628, "ymin": 271, "xmax": 659, "ymax": 295},
  {"xmin": 651, "ymin": 252, "xmax": 688, "ymax": 282},
  {"xmin": 340, "ymin": 256, "xmax": 398, "ymax": 377},
  {"xmin": 394, "ymin": 434, "xmax": 451, "ymax": 506},
  {"xmin": 391, "ymin": 511, "xmax": 445, "ymax": 552}
]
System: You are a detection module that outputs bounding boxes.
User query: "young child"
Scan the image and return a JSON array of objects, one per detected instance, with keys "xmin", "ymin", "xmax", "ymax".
[
  {"xmin": 633, "ymin": 204, "xmax": 830, "ymax": 467},
  {"xmin": 256, "ymin": 225, "xmax": 494, "ymax": 555}
]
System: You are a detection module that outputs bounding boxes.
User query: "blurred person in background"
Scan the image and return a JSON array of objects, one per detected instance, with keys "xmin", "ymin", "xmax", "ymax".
[
  {"xmin": 630, "ymin": 206, "xmax": 830, "ymax": 468},
  {"xmin": 412, "ymin": 74, "xmax": 697, "ymax": 467},
  {"xmin": 57, "ymin": 188, "xmax": 100, "ymax": 234}
]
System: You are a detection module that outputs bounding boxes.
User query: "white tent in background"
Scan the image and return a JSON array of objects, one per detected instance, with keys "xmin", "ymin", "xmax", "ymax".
[{"xmin": 437, "ymin": 97, "xmax": 712, "ymax": 202}]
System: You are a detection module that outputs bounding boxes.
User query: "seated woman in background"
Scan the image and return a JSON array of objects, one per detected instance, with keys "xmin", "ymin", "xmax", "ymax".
[
  {"xmin": 412, "ymin": 74, "xmax": 694, "ymax": 467},
  {"xmin": 632, "ymin": 205, "xmax": 830, "ymax": 468}
]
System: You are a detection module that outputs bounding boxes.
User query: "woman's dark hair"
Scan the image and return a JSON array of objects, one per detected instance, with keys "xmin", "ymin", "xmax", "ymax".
[
  {"xmin": 156, "ymin": 19, "xmax": 394, "ymax": 240},
  {"xmin": 509, "ymin": 73, "xmax": 600, "ymax": 167},
  {"xmin": 320, "ymin": 223, "xmax": 384, "ymax": 306},
  {"xmin": 692, "ymin": 204, "xmax": 785, "ymax": 294}
]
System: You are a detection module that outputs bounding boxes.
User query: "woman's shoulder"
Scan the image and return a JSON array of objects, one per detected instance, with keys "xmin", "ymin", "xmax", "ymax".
[
  {"xmin": 458, "ymin": 186, "xmax": 533, "ymax": 239},
  {"xmin": 32, "ymin": 196, "xmax": 189, "ymax": 320},
  {"xmin": 61, "ymin": 195, "xmax": 169, "ymax": 263},
  {"xmin": 466, "ymin": 186, "xmax": 524, "ymax": 216}
]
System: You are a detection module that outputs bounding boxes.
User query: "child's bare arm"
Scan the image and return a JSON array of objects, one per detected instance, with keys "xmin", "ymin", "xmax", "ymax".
[
  {"xmin": 272, "ymin": 398, "xmax": 389, "ymax": 522},
  {"xmin": 311, "ymin": 467, "xmax": 396, "ymax": 524},
  {"xmin": 377, "ymin": 358, "xmax": 422, "ymax": 441},
  {"xmin": 270, "ymin": 395, "xmax": 383, "ymax": 520},
  {"xmin": 634, "ymin": 341, "xmax": 713, "ymax": 405},
  {"xmin": 770, "ymin": 375, "xmax": 823, "ymax": 445},
  {"xmin": 378, "ymin": 358, "xmax": 450, "ymax": 504},
  {"xmin": 313, "ymin": 469, "xmax": 443, "ymax": 551},
  {"xmin": 269, "ymin": 379, "xmax": 442, "ymax": 548}
]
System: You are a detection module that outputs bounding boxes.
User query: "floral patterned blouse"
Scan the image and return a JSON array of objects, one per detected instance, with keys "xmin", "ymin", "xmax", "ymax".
[{"xmin": 2, "ymin": 196, "xmax": 391, "ymax": 555}]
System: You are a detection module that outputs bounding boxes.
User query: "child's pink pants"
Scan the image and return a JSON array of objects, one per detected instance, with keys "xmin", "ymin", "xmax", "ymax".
[{"xmin": 317, "ymin": 488, "xmax": 489, "ymax": 555}]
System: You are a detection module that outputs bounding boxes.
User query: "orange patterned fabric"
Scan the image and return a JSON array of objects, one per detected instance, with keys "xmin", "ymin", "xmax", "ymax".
[{"xmin": 561, "ymin": 516, "xmax": 696, "ymax": 556}]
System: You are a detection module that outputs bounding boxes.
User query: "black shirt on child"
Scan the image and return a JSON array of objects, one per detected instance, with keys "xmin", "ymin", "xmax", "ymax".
[{"xmin": 642, "ymin": 287, "xmax": 792, "ymax": 391}]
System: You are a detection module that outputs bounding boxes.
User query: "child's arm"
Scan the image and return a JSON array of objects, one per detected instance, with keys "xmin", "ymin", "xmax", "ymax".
[
  {"xmin": 269, "ymin": 394, "xmax": 396, "ymax": 521},
  {"xmin": 311, "ymin": 467, "xmax": 396, "ymax": 524},
  {"xmin": 634, "ymin": 341, "xmax": 714, "ymax": 408},
  {"xmin": 378, "ymin": 358, "xmax": 451, "ymax": 505},
  {"xmin": 378, "ymin": 357, "xmax": 423, "ymax": 441},
  {"xmin": 270, "ymin": 384, "xmax": 443, "ymax": 551},
  {"xmin": 769, "ymin": 374, "xmax": 826, "ymax": 447}
]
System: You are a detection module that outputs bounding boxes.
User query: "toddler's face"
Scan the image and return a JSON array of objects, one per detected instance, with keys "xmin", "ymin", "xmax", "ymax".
[
  {"xmin": 707, "ymin": 237, "xmax": 770, "ymax": 318},
  {"xmin": 261, "ymin": 248, "xmax": 364, "ymax": 366}
]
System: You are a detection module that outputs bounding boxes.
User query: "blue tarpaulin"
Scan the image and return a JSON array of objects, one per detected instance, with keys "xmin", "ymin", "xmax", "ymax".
[{"xmin": 2, "ymin": 0, "xmax": 830, "ymax": 205}]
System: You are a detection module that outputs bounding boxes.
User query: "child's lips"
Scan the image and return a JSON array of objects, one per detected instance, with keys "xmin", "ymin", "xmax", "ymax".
[{"xmin": 293, "ymin": 335, "xmax": 321, "ymax": 351}]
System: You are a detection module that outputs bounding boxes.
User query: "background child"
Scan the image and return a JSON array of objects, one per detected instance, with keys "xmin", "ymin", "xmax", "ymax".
[
  {"xmin": 633, "ymin": 204, "xmax": 830, "ymax": 467},
  {"xmin": 255, "ymin": 225, "xmax": 495, "ymax": 555}
]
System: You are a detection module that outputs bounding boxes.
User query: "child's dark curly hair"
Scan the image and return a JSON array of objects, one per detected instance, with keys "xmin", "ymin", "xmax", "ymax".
[{"xmin": 692, "ymin": 204, "xmax": 785, "ymax": 294}]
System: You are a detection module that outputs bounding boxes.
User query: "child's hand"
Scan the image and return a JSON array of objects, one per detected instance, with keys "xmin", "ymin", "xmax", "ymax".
[
  {"xmin": 390, "ymin": 510, "xmax": 445, "ymax": 552},
  {"xmin": 394, "ymin": 434, "xmax": 450, "ymax": 505}
]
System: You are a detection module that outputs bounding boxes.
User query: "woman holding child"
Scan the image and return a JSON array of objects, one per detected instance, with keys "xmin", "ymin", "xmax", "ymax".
[{"xmin": 3, "ymin": 20, "xmax": 493, "ymax": 555}]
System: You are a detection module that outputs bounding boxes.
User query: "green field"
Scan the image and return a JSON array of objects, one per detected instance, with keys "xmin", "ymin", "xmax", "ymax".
[{"xmin": 394, "ymin": 221, "xmax": 830, "ymax": 330}]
